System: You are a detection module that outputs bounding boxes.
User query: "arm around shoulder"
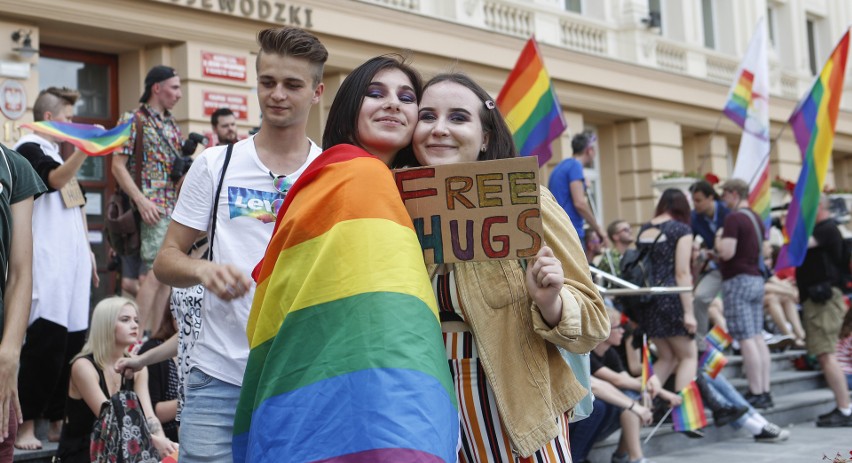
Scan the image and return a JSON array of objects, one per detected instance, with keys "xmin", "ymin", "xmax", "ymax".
[{"xmin": 530, "ymin": 188, "xmax": 609, "ymax": 353}]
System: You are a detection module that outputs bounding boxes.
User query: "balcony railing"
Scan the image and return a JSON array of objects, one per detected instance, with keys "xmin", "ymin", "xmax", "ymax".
[{"xmin": 355, "ymin": 0, "xmax": 852, "ymax": 111}]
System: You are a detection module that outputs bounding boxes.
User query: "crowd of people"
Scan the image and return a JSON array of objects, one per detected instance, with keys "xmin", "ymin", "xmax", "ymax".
[{"xmin": 0, "ymin": 22, "xmax": 847, "ymax": 463}]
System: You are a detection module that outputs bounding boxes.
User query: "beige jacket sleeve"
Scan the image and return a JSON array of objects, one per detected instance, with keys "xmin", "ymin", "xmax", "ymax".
[{"xmin": 530, "ymin": 187, "xmax": 610, "ymax": 353}]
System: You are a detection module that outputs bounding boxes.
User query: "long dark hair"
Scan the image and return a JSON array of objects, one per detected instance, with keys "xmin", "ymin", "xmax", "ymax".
[
  {"xmin": 655, "ymin": 188, "xmax": 691, "ymax": 225},
  {"xmin": 419, "ymin": 73, "xmax": 517, "ymax": 163},
  {"xmin": 322, "ymin": 54, "xmax": 422, "ymax": 168}
]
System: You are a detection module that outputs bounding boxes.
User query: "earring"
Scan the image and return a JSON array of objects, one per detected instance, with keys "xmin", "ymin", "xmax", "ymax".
[{"xmin": 480, "ymin": 145, "xmax": 487, "ymax": 152}]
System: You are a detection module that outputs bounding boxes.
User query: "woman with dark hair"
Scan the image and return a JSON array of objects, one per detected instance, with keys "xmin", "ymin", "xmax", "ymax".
[
  {"xmin": 635, "ymin": 188, "xmax": 697, "ymax": 393},
  {"xmin": 235, "ymin": 56, "xmax": 458, "ymax": 463},
  {"xmin": 412, "ymin": 72, "xmax": 609, "ymax": 462}
]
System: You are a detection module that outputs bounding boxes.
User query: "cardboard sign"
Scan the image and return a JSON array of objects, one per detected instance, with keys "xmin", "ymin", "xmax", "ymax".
[
  {"xmin": 393, "ymin": 157, "xmax": 542, "ymax": 264},
  {"xmin": 60, "ymin": 177, "xmax": 86, "ymax": 208}
]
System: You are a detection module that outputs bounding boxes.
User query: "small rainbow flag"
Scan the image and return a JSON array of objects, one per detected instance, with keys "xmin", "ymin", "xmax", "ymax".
[
  {"xmin": 641, "ymin": 335, "xmax": 654, "ymax": 393},
  {"xmin": 700, "ymin": 346, "xmax": 728, "ymax": 379},
  {"xmin": 672, "ymin": 381, "xmax": 708, "ymax": 432},
  {"xmin": 233, "ymin": 144, "xmax": 459, "ymax": 463},
  {"xmin": 21, "ymin": 119, "xmax": 132, "ymax": 156},
  {"xmin": 496, "ymin": 36, "xmax": 567, "ymax": 166},
  {"xmin": 776, "ymin": 29, "xmax": 850, "ymax": 270},
  {"xmin": 706, "ymin": 325, "xmax": 733, "ymax": 351}
]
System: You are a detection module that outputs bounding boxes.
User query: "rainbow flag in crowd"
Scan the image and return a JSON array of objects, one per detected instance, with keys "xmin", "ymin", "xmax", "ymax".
[
  {"xmin": 496, "ymin": 36, "xmax": 567, "ymax": 166},
  {"xmin": 233, "ymin": 145, "xmax": 458, "ymax": 463},
  {"xmin": 776, "ymin": 29, "xmax": 850, "ymax": 270},
  {"xmin": 700, "ymin": 346, "xmax": 728, "ymax": 379},
  {"xmin": 21, "ymin": 119, "xmax": 132, "ymax": 156},
  {"xmin": 672, "ymin": 381, "xmax": 708, "ymax": 432},
  {"xmin": 726, "ymin": 17, "xmax": 772, "ymax": 228},
  {"xmin": 706, "ymin": 325, "xmax": 733, "ymax": 351},
  {"xmin": 641, "ymin": 335, "xmax": 654, "ymax": 393}
]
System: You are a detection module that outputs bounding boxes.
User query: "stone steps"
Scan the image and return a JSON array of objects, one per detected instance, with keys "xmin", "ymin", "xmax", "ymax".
[{"xmin": 587, "ymin": 349, "xmax": 845, "ymax": 463}]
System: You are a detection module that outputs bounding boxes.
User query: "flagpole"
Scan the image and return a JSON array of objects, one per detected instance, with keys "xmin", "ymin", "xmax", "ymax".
[
  {"xmin": 643, "ymin": 407, "xmax": 673, "ymax": 445},
  {"xmin": 696, "ymin": 113, "xmax": 724, "ymax": 175}
]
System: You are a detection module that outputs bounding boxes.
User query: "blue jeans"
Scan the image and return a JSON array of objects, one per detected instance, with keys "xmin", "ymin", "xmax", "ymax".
[
  {"xmin": 846, "ymin": 373, "xmax": 852, "ymax": 390},
  {"xmin": 569, "ymin": 398, "xmax": 622, "ymax": 462},
  {"xmin": 702, "ymin": 372, "xmax": 757, "ymax": 430},
  {"xmin": 179, "ymin": 368, "xmax": 241, "ymax": 463}
]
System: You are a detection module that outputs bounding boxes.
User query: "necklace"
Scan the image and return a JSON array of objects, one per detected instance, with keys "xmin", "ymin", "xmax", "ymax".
[{"xmin": 267, "ymin": 139, "xmax": 311, "ymax": 179}]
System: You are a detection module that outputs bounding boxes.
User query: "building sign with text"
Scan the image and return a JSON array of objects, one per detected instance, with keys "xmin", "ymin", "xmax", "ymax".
[
  {"xmin": 151, "ymin": 0, "xmax": 314, "ymax": 28},
  {"xmin": 203, "ymin": 91, "xmax": 248, "ymax": 120},
  {"xmin": 202, "ymin": 52, "xmax": 247, "ymax": 81}
]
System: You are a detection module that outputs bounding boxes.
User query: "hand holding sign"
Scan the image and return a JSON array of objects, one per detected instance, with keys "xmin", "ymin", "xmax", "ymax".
[{"xmin": 525, "ymin": 246, "xmax": 564, "ymax": 326}]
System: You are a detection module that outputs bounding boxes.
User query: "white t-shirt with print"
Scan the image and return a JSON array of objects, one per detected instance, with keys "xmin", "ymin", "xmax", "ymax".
[{"xmin": 171, "ymin": 135, "xmax": 322, "ymax": 386}]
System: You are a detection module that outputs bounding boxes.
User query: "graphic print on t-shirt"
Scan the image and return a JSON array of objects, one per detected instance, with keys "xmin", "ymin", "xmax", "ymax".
[{"xmin": 228, "ymin": 186, "xmax": 283, "ymax": 224}]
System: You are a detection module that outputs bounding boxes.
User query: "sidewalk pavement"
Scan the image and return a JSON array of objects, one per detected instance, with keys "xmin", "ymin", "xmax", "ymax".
[{"xmin": 650, "ymin": 423, "xmax": 851, "ymax": 463}]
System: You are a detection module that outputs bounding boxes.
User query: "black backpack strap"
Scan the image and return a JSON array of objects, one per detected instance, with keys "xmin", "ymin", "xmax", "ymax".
[{"xmin": 208, "ymin": 143, "xmax": 234, "ymax": 262}]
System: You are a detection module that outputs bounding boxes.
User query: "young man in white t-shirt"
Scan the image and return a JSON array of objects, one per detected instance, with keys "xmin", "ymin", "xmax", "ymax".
[{"xmin": 151, "ymin": 27, "xmax": 327, "ymax": 462}]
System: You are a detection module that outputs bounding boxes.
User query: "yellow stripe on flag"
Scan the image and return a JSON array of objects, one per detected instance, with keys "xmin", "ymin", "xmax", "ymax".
[{"xmin": 248, "ymin": 218, "xmax": 438, "ymax": 348}]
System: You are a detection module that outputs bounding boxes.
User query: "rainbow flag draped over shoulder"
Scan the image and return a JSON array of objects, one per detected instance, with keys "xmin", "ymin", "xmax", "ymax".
[
  {"xmin": 641, "ymin": 335, "xmax": 654, "ymax": 393},
  {"xmin": 672, "ymin": 381, "xmax": 708, "ymax": 432},
  {"xmin": 234, "ymin": 144, "xmax": 459, "ymax": 463},
  {"xmin": 700, "ymin": 346, "xmax": 728, "ymax": 379},
  {"xmin": 727, "ymin": 17, "xmax": 772, "ymax": 228},
  {"xmin": 21, "ymin": 119, "xmax": 132, "ymax": 156},
  {"xmin": 776, "ymin": 29, "xmax": 850, "ymax": 270},
  {"xmin": 496, "ymin": 37, "xmax": 567, "ymax": 166}
]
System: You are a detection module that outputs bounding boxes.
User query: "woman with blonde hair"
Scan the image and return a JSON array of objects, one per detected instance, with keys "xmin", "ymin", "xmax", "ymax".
[{"xmin": 54, "ymin": 297, "xmax": 178, "ymax": 463}]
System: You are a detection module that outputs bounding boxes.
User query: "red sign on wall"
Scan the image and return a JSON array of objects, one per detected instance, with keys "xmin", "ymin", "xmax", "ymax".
[
  {"xmin": 201, "ymin": 52, "xmax": 247, "ymax": 81},
  {"xmin": 203, "ymin": 92, "xmax": 248, "ymax": 120}
]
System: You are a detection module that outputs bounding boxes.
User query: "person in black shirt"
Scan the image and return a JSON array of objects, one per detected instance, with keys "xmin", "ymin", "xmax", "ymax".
[{"xmin": 795, "ymin": 197, "xmax": 852, "ymax": 427}]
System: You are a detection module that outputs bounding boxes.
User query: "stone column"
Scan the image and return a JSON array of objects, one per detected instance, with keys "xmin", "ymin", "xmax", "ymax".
[{"xmin": 614, "ymin": 118, "xmax": 683, "ymax": 226}]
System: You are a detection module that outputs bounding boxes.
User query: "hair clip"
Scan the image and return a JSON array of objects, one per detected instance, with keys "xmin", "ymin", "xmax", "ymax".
[{"xmin": 484, "ymin": 100, "xmax": 496, "ymax": 110}]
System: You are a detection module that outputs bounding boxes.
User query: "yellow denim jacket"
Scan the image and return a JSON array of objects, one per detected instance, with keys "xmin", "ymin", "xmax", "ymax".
[{"xmin": 429, "ymin": 187, "xmax": 609, "ymax": 457}]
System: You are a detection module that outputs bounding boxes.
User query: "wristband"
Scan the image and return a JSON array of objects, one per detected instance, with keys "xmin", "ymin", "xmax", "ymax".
[{"xmin": 628, "ymin": 401, "xmax": 635, "ymax": 411}]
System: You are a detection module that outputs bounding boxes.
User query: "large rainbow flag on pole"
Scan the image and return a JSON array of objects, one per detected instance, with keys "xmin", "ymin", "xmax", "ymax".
[
  {"xmin": 234, "ymin": 144, "xmax": 459, "ymax": 463},
  {"xmin": 21, "ymin": 119, "xmax": 132, "ymax": 156},
  {"xmin": 776, "ymin": 29, "xmax": 850, "ymax": 270},
  {"xmin": 726, "ymin": 17, "xmax": 772, "ymax": 228},
  {"xmin": 496, "ymin": 37, "xmax": 567, "ymax": 166},
  {"xmin": 672, "ymin": 381, "xmax": 708, "ymax": 432}
]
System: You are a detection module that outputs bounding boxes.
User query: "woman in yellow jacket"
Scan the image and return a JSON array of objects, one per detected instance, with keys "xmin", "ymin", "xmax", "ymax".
[{"xmin": 412, "ymin": 72, "xmax": 610, "ymax": 462}]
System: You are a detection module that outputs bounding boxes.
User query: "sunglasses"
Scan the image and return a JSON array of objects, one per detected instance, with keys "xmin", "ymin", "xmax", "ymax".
[{"xmin": 270, "ymin": 173, "xmax": 295, "ymax": 216}]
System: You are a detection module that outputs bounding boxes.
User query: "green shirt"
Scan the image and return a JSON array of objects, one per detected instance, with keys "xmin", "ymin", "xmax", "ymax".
[{"xmin": 0, "ymin": 144, "xmax": 46, "ymax": 339}]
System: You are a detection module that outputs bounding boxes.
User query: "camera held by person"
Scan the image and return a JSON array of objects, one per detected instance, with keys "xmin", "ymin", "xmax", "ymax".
[{"xmin": 171, "ymin": 132, "xmax": 208, "ymax": 181}]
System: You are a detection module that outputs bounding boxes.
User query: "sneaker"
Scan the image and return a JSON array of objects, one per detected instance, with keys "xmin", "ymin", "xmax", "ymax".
[
  {"xmin": 816, "ymin": 408, "xmax": 852, "ymax": 427},
  {"xmin": 713, "ymin": 405, "xmax": 749, "ymax": 427},
  {"xmin": 611, "ymin": 452, "xmax": 629, "ymax": 463},
  {"xmin": 745, "ymin": 392, "xmax": 770, "ymax": 410},
  {"xmin": 766, "ymin": 334, "xmax": 796, "ymax": 351},
  {"xmin": 762, "ymin": 392, "xmax": 774, "ymax": 409},
  {"xmin": 754, "ymin": 422, "xmax": 790, "ymax": 442}
]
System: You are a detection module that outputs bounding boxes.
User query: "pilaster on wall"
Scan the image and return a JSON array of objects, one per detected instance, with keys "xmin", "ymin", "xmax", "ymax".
[
  {"xmin": 683, "ymin": 133, "xmax": 729, "ymax": 178},
  {"xmin": 835, "ymin": 155, "xmax": 852, "ymax": 191},
  {"xmin": 774, "ymin": 136, "xmax": 804, "ymax": 182},
  {"xmin": 615, "ymin": 118, "xmax": 683, "ymax": 226}
]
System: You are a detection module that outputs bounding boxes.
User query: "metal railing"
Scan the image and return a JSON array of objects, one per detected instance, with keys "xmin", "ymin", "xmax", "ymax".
[{"xmin": 589, "ymin": 266, "xmax": 693, "ymax": 297}]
